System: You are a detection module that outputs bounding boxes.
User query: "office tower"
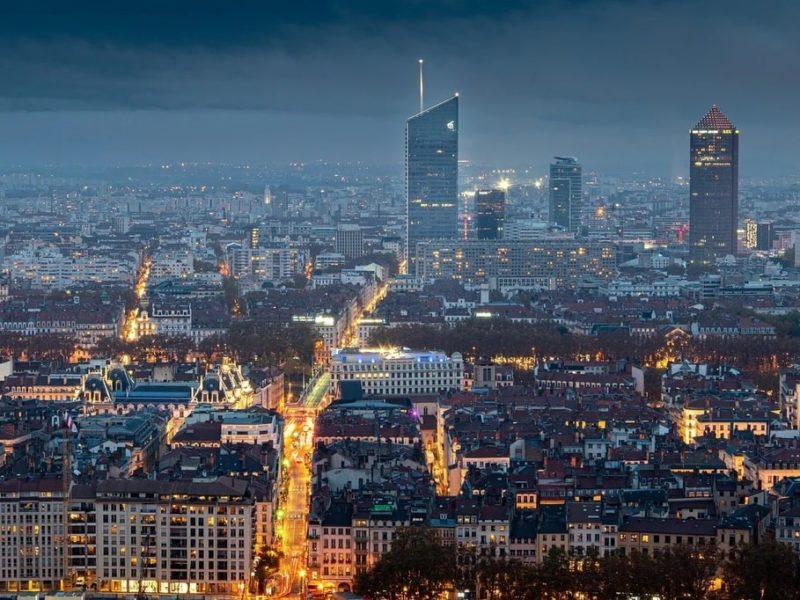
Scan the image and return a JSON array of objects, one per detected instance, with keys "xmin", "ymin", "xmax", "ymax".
[
  {"xmin": 335, "ymin": 223, "xmax": 364, "ymax": 259},
  {"xmin": 406, "ymin": 95, "xmax": 459, "ymax": 264},
  {"xmin": 475, "ymin": 189, "xmax": 505, "ymax": 240},
  {"xmin": 689, "ymin": 105, "xmax": 739, "ymax": 267},
  {"xmin": 756, "ymin": 222, "xmax": 774, "ymax": 251},
  {"xmin": 249, "ymin": 226, "xmax": 260, "ymax": 249},
  {"xmin": 549, "ymin": 156, "xmax": 582, "ymax": 232}
]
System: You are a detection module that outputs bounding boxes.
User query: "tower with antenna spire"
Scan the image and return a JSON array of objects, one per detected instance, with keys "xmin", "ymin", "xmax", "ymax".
[
  {"xmin": 405, "ymin": 61, "xmax": 459, "ymax": 269},
  {"xmin": 418, "ymin": 59, "xmax": 424, "ymax": 113}
]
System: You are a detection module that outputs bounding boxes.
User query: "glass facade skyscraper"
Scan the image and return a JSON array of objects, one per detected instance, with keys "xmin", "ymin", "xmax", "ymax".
[
  {"xmin": 475, "ymin": 189, "xmax": 505, "ymax": 240},
  {"xmin": 548, "ymin": 156, "xmax": 582, "ymax": 232},
  {"xmin": 406, "ymin": 95, "xmax": 459, "ymax": 264},
  {"xmin": 689, "ymin": 105, "xmax": 739, "ymax": 267}
]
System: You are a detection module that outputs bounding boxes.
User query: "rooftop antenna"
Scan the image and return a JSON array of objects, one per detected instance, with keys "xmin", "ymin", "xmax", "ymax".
[{"xmin": 418, "ymin": 59, "xmax": 424, "ymax": 113}]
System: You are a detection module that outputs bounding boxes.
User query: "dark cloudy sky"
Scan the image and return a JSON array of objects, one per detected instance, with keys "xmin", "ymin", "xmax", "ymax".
[{"xmin": 1, "ymin": 0, "xmax": 799, "ymax": 176}]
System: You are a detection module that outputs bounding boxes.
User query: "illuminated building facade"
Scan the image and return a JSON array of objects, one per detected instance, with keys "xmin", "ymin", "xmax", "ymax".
[
  {"xmin": 414, "ymin": 239, "xmax": 616, "ymax": 288},
  {"xmin": 549, "ymin": 157, "xmax": 582, "ymax": 232},
  {"xmin": 475, "ymin": 189, "xmax": 505, "ymax": 240},
  {"xmin": 406, "ymin": 95, "xmax": 459, "ymax": 264},
  {"xmin": 0, "ymin": 479, "xmax": 67, "ymax": 593},
  {"xmin": 744, "ymin": 219, "xmax": 757, "ymax": 250},
  {"xmin": 95, "ymin": 478, "xmax": 254, "ymax": 596},
  {"xmin": 689, "ymin": 105, "xmax": 739, "ymax": 267},
  {"xmin": 225, "ymin": 243, "xmax": 307, "ymax": 284},
  {"xmin": 329, "ymin": 348, "xmax": 464, "ymax": 397}
]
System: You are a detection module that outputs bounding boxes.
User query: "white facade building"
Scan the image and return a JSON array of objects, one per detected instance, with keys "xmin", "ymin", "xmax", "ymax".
[
  {"xmin": 3, "ymin": 243, "xmax": 140, "ymax": 290},
  {"xmin": 329, "ymin": 348, "xmax": 464, "ymax": 397},
  {"xmin": 601, "ymin": 277, "xmax": 685, "ymax": 298},
  {"xmin": 226, "ymin": 243, "xmax": 307, "ymax": 284},
  {"xmin": 149, "ymin": 247, "xmax": 194, "ymax": 283}
]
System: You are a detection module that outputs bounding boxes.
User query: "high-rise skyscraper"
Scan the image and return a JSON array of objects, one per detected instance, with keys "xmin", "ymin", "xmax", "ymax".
[
  {"xmin": 689, "ymin": 105, "xmax": 739, "ymax": 267},
  {"xmin": 548, "ymin": 156, "xmax": 582, "ymax": 232},
  {"xmin": 406, "ymin": 95, "xmax": 459, "ymax": 265},
  {"xmin": 475, "ymin": 189, "xmax": 505, "ymax": 240}
]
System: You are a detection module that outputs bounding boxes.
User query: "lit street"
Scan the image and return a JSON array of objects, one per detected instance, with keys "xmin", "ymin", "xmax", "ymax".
[
  {"xmin": 302, "ymin": 372, "xmax": 331, "ymax": 409},
  {"xmin": 276, "ymin": 392, "xmax": 317, "ymax": 598}
]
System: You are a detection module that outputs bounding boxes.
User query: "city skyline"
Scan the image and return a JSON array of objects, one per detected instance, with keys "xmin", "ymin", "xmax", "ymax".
[
  {"xmin": 1, "ymin": 1, "xmax": 800, "ymax": 175},
  {"xmin": 3, "ymin": 3, "xmax": 800, "ymax": 599}
]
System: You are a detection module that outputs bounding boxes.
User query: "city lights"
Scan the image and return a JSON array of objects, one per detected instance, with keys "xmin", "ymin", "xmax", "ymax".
[{"xmin": 0, "ymin": 4, "xmax": 798, "ymax": 598}]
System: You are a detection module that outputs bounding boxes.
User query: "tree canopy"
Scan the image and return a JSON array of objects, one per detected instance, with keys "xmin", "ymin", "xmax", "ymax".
[
  {"xmin": 355, "ymin": 533, "xmax": 800, "ymax": 600},
  {"xmin": 354, "ymin": 527, "xmax": 451, "ymax": 600}
]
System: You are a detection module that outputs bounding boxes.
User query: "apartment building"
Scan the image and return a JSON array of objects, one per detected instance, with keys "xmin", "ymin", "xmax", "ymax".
[
  {"xmin": 3, "ymin": 243, "xmax": 139, "ymax": 290},
  {"xmin": 0, "ymin": 304, "xmax": 123, "ymax": 349},
  {"xmin": 94, "ymin": 477, "xmax": 254, "ymax": 596},
  {"xmin": 0, "ymin": 478, "xmax": 67, "ymax": 593},
  {"xmin": 414, "ymin": 238, "xmax": 616, "ymax": 288},
  {"xmin": 225, "ymin": 243, "xmax": 307, "ymax": 285},
  {"xmin": 217, "ymin": 409, "xmax": 282, "ymax": 447},
  {"xmin": 776, "ymin": 504, "xmax": 800, "ymax": 555},
  {"xmin": 308, "ymin": 501, "xmax": 416, "ymax": 589},
  {"xmin": 149, "ymin": 247, "xmax": 194, "ymax": 284},
  {"xmin": 3, "ymin": 372, "xmax": 84, "ymax": 401},
  {"xmin": 616, "ymin": 517, "xmax": 717, "ymax": 554},
  {"xmin": 308, "ymin": 502, "xmax": 354, "ymax": 587},
  {"xmin": 566, "ymin": 502, "xmax": 604, "ymax": 556},
  {"xmin": 743, "ymin": 448, "xmax": 800, "ymax": 491},
  {"xmin": 134, "ymin": 302, "xmax": 192, "ymax": 339},
  {"xmin": 67, "ymin": 484, "xmax": 97, "ymax": 590},
  {"xmin": 780, "ymin": 368, "xmax": 800, "ymax": 429}
]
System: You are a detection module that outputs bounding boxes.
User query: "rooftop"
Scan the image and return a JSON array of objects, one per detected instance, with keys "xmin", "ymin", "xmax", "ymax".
[{"xmin": 693, "ymin": 105, "xmax": 735, "ymax": 130}]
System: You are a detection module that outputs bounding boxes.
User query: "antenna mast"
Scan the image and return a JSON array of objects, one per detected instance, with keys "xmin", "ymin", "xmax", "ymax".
[{"xmin": 418, "ymin": 59, "xmax": 424, "ymax": 113}]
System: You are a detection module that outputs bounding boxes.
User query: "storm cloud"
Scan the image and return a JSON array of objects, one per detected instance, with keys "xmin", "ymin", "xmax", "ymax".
[{"xmin": 1, "ymin": 0, "xmax": 799, "ymax": 174}]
